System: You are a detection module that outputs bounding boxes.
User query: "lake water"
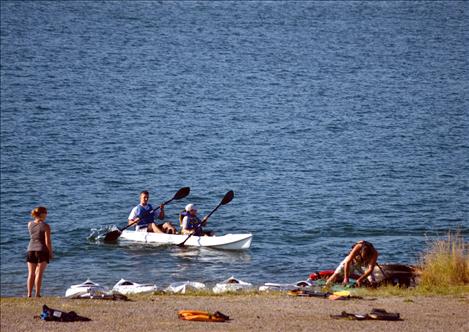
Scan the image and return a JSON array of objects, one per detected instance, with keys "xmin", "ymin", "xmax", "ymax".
[{"xmin": 1, "ymin": 1, "xmax": 468, "ymax": 296}]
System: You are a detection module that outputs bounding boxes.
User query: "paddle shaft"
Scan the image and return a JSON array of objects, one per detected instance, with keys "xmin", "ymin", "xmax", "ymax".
[
  {"xmin": 177, "ymin": 219, "xmax": 206, "ymax": 247},
  {"xmin": 205, "ymin": 203, "xmax": 222, "ymax": 220},
  {"xmin": 120, "ymin": 196, "xmax": 176, "ymax": 232}
]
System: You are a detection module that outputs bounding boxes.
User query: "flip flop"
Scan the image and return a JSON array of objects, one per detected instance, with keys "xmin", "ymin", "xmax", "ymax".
[
  {"xmin": 369, "ymin": 308, "xmax": 401, "ymax": 321},
  {"xmin": 331, "ymin": 308, "xmax": 401, "ymax": 321},
  {"xmin": 330, "ymin": 311, "xmax": 368, "ymax": 320}
]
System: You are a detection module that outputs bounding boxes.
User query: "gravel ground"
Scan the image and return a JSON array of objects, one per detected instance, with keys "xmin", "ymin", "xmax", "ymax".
[{"xmin": 1, "ymin": 294, "xmax": 468, "ymax": 332}]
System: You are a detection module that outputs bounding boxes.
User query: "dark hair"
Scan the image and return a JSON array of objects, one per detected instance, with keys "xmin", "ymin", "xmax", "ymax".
[
  {"xmin": 140, "ymin": 190, "xmax": 149, "ymax": 196},
  {"xmin": 360, "ymin": 243, "xmax": 375, "ymax": 262},
  {"xmin": 351, "ymin": 241, "xmax": 376, "ymax": 263}
]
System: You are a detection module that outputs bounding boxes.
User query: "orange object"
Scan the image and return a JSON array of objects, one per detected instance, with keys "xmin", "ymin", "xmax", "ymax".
[{"xmin": 178, "ymin": 310, "xmax": 229, "ymax": 322}]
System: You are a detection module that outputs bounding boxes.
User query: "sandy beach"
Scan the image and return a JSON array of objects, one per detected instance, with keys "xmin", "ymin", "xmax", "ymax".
[{"xmin": 1, "ymin": 293, "xmax": 468, "ymax": 332}]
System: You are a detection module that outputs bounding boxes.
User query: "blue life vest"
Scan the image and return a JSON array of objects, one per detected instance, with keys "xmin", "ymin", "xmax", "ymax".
[
  {"xmin": 180, "ymin": 211, "xmax": 201, "ymax": 230},
  {"xmin": 135, "ymin": 204, "xmax": 154, "ymax": 226}
]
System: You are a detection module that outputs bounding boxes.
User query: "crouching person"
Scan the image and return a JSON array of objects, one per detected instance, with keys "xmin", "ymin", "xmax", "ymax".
[{"xmin": 326, "ymin": 240, "xmax": 379, "ymax": 287}]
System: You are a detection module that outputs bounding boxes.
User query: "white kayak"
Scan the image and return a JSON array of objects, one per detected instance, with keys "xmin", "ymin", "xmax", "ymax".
[
  {"xmin": 120, "ymin": 230, "xmax": 253, "ymax": 250},
  {"xmin": 65, "ymin": 279, "xmax": 109, "ymax": 298},
  {"xmin": 165, "ymin": 281, "xmax": 207, "ymax": 294},
  {"xmin": 213, "ymin": 276, "xmax": 254, "ymax": 294},
  {"xmin": 112, "ymin": 279, "xmax": 157, "ymax": 295},
  {"xmin": 259, "ymin": 280, "xmax": 313, "ymax": 292}
]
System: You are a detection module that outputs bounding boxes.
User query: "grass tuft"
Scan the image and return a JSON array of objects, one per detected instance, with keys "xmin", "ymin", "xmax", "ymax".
[{"xmin": 418, "ymin": 232, "xmax": 469, "ymax": 291}]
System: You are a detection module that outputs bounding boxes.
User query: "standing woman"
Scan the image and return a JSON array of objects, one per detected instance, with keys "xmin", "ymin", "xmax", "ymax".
[{"xmin": 26, "ymin": 206, "xmax": 53, "ymax": 297}]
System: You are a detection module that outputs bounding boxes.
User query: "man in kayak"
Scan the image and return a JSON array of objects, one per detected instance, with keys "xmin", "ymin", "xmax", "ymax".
[
  {"xmin": 128, "ymin": 191, "xmax": 176, "ymax": 234},
  {"xmin": 180, "ymin": 204, "xmax": 212, "ymax": 236},
  {"xmin": 325, "ymin": 240, "xmax": 379, "ymax": 287}
]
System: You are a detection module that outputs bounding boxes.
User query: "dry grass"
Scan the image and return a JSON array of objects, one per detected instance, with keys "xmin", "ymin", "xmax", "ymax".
[{"xmin": 418, "ymin": 232, "xmax": 469, "ymax": 289}]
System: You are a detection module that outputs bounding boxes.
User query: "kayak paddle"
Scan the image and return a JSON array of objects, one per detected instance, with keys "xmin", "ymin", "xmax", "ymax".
[
  {"xmin": 103, "ymin": 187, "xmax": 190, "ymax": 242},
  {"xmin": 177, "ymin": 190, "xmax": 234, "ymax": 247}
]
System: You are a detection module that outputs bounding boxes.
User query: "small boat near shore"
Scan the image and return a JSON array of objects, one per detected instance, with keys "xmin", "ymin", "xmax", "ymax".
[
  {"xmin": 165, "ymin": 281, "xmax": 207, "ymax": 294},
  {"xmin": 213, "ymin": 276, "xmax": 254, "ymax": 293},
  {"xmin": 119, "ymin": 230, "xmax": 253, "ymax": 250},
  {"xmin": 259, "ymin": 280, "xmax": 313, "ymax": 292},
  {"xmin": 65, "ymin": 279, "xmax": 109, "ymax": 298},
  {"xmin": 112, "ymin": 279, "xmax": 158, "ymax": 295}
]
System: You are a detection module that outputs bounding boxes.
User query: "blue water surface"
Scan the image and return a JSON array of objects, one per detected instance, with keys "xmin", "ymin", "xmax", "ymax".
[{"xmin": 1, "ymin": 1, "xmax": 468, "ymax": 296}]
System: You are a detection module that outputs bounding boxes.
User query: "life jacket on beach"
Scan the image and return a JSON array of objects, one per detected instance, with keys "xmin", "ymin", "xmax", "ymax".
[
  {"xmin": 135, "ymin": 204, "xmax": 154, "ymax": 226},
  {"xmin": 178, "ymin": 310, "xmax": 229, "ymax": 322}
]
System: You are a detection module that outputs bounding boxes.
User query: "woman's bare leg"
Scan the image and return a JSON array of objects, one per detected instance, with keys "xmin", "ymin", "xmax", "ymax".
[
  {"xmin": 34, "ymin": 262, "xmax": 48, "ymax": 297},
  {"xmin": 27, "ymin": 262, "xmax": 37, "ymax": 297}
]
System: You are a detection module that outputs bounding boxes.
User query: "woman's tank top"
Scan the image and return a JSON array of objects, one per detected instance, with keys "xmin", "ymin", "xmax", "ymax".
[{"xmin": 27, "ymin": 222, "xmax": 47, "ymax": 251}]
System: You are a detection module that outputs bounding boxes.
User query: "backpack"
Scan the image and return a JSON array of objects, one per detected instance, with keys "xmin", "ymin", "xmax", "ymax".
[{"xmin": 39, "ymin": 304, "xmax": 91, "ymax": 322}]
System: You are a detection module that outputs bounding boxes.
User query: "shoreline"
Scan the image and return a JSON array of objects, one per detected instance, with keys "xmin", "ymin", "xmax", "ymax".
[{"xmin": 2, "ymin": 293, "xmax": 468, "ymax": 332}]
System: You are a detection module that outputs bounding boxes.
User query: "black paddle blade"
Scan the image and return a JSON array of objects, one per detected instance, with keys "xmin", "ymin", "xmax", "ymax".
[
  {"xmin": 174, "ymin": 187, "xmax": 190, "ymax": 200},
  {"xmin": 177, "ymin": 237, "xmax": 190, "ymax": 247},
  {"xmin": 221, "ymin": 190, "xmax": 234, "ymax": 205},
  {"xmin": 103, "ymin": 230, "xmax": 121, "ymax": 242},
  {"xmin": 162, "ymin": 187, "xmax": 190, "ymax": 206}
]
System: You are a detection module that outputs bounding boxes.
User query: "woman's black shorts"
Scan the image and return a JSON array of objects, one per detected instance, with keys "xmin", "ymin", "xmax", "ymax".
[{"xmin": 26, "ymin": 250, "xmax": 49, "ymax": 264}]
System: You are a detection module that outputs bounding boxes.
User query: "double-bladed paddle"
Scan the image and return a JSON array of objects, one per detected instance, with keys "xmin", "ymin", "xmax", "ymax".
[
  {"xmin": 177, "ymin": 190, "xmax": 234, "ymax": 247},
  {"xmin": 103, "ymin": 187, "xmax": 190, "ymax": 242}
]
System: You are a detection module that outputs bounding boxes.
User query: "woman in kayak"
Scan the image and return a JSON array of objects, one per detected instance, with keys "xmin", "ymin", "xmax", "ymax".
[
  {"xmin": 128, "ymin": 191, "xmax": 176, "ymax": 234},
  {"xmin": 180, "ymin": 204, "xmax": 212, "ymax": 236},
  {"xmin": 326, "ymin": 240, "xmax": 379, "ymax": 287},
  {"xmin": 26, "ymin": 206, "xmax": 53, "ymax": 297}
]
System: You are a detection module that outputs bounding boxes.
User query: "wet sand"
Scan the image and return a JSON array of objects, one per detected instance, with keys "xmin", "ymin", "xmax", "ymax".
[{"xmin": 1, "ymin": 294, "xmax": 468, "ymax": 332}]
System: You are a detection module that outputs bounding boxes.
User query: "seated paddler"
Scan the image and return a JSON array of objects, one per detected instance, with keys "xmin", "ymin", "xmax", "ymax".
[
  {"xmin": 128, "ymin": 190, "xmax": 176, "ymax": 234},
  {"xmin": 326, "ymin": 240, "xmax": 379, "ymax": 287},
  {"xmin": 180, "ymin": 204, "xmax": 213, "ymax": 236}
]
